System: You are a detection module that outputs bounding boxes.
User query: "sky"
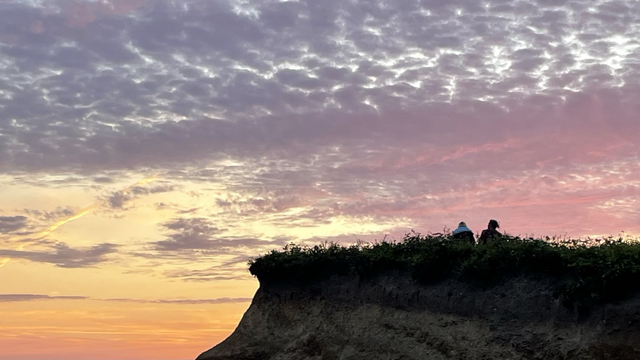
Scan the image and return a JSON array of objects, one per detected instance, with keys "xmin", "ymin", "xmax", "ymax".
[{"xmin": 0, "ymin": 0, "xmax": 639, "ymax": 359}]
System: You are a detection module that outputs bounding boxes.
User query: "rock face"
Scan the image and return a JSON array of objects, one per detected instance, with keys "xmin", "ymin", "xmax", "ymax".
[{"xmin": 197, "ymin": 273, "xmax": 640, "ymax": 360}]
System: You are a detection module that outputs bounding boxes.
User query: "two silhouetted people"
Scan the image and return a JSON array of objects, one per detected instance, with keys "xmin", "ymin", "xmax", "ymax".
[
  {"xmin": 451, "ymin": 219, "xmax": 502, "ymax": 245},
  {"xmin": 452, "ymin": 221, "xmax": 475, "ymax": 244},
  {"xmin": 478, "ymin": 219, "xmax": 502, "ymax": 245}
]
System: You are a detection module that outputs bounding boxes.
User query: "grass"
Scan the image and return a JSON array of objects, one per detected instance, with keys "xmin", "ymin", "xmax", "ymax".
[{"xmin": 249, "ymin": 232, "xmax": 640, "ymax": 307}]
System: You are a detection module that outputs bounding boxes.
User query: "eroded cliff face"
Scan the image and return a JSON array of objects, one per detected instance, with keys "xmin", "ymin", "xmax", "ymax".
[{"xmin": 196, "ymin": 273, "xmax": 640, "ymax": 360}]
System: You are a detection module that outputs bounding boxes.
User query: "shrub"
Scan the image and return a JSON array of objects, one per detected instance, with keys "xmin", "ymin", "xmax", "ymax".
[{"xmin": 248, "ymin": 234, "xmax": 640, "ymax": 306}]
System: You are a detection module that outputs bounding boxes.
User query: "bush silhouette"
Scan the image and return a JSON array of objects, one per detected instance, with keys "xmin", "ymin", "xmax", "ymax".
[{"xmin": 249, "ymin": 233, "xmax": 640, "ymax": 307}]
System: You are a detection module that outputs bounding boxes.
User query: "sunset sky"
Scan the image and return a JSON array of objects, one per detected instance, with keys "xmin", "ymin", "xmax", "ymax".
[{"xmin": 1, "ymin": 0, "xmax": 639, "ymax": 359}]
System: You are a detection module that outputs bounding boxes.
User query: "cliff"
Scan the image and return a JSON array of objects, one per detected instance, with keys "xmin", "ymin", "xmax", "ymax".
[
  {"xmin": 196, "ymin": 236, "xmax": 640, "ymax": 360},
  {"xmin": 196, "ymin": 272, "xmax": 640, "ymax": 360}
]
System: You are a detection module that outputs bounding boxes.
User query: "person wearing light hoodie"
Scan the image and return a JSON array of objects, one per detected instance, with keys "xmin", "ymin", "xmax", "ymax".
[{"xmin": 452, "ymin": 221, "xmax": 475, "ymax": 244}]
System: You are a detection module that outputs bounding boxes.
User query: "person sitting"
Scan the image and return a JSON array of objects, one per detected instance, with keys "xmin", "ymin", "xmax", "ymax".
[
  {"xmin": 451, "ymin": 221, "xmax": 475, "ymax": 244},
  {"xmin": 478, "ymin": 219, "xmax": 501, "ymax": 245}
]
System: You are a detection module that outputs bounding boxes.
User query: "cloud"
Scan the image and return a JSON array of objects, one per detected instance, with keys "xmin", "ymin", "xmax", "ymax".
[
  {"xmin": 0, "ymin": 0, "xmax": 638, "ymax": 172},
  {"xmin": 102, "ymin": 297, "xmax": 252, "ymax": 304},
  {"xmin": 214, "ymin": 188, "xmax": 324, "ymax": 216},
  {"xmin": 0, "ymin": 293, "xmax": 250, "ymax": 304},
  {"xmin": 93, "ymin": 176, "xmax": 114, "ymax": 183},
  {"xmin": 0, "ymin": 0, "xmax": 638, "ymax": 238},
  {"xmin": 0, "ymin": 294, "xmax": 87, "ymax": 302},
  {"xmin": 152, "ymin": 217, "xmax": 224, "ymax": 250},
  {"xmin": 0, "ymin": 216, "xmax": 28, "ymax": 232},
  {"xmin": 23, "ymin": 207, "xmax": 75, "ymax": 222},
  {"xmin": 0, "ymin": 242, "xmax": 118, "ymax": 268},
  {"xmin": 163, "ymin": 256, "xmax": 253, "ymax": 282},
  {"xmin": 106, "ymin": 183, "xmax": 174, "ymax": 209},
  {"xmin": 152, "ymin": 234, "xmax": 287, "ymax": 252},
  {"xmin": 106, "ymin": 190, "xmax": 131, "ymax": 209},
  {"xmin": 127, "ymin": 217, "xmax": 294, "ymax": 267}
]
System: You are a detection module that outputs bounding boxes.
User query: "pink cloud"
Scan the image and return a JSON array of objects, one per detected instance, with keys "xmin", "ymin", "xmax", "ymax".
[{"xmin": 64, "ymin": 0, "xmax": 148, "ymax": 27}]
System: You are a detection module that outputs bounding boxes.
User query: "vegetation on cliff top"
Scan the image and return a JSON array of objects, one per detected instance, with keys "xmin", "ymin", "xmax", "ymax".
[{"xmin": 249, "ymin": 233, "xmax": 640, "ymax": 307}]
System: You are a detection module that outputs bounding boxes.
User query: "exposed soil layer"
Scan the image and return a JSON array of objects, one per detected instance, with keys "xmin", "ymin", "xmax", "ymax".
[{"xmin": 197, "ymin": 274, "xmax": 640, "ymax": 360}]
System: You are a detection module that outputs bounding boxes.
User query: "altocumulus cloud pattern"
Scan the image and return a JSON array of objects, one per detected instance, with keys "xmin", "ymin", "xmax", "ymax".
[
  {"xmin": 0, "ymin": 0, "xmax": 639, "ymax": 241},
  {"xmin": 0, "ymin": 0, "xmax": 638, "ymax": 169}
]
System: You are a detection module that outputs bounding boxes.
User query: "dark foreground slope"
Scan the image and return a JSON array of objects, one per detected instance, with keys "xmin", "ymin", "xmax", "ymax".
[{"xmin": 197, "ymin": 236, "xmax": 640, "ymax": 360}]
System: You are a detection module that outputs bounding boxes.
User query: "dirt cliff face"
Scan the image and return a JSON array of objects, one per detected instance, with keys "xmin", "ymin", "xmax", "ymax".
[{"xmin": 196, "ymin": 273, "xmax": 640, "ymax": 360}]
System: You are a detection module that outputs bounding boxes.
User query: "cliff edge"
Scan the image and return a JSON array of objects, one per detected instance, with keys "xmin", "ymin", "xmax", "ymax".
[{"xmin": 197, "ymin": 273, "xmax": 640, "ymax": 360}]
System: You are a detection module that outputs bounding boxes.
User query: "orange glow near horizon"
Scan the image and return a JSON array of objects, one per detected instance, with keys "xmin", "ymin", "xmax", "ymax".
[
  {"xmin": 0, "ymin": 173, "xmax": 268, "ymax": 360},
  {"xmin": 0, "ymin": 299, "xmax": 250, "ymax": 360}
]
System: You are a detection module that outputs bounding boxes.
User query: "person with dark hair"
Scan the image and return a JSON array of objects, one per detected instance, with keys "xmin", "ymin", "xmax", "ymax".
[
  {"xmin": 452, "ymin": 221, "xmax": 475, "ymax": 244},
  {"xmin": 478, "ymin": 219, "xmax": 501, "ymax": 245}
]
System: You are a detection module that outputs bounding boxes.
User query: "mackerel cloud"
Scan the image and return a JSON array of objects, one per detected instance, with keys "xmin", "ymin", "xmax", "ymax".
[
  {"xmin": 0, "ymin": 0, "xmax": 638, "ymax": 236},
  {"xmin": 0, "ymin": 0, "xmax": 637, "ymax": 169}
]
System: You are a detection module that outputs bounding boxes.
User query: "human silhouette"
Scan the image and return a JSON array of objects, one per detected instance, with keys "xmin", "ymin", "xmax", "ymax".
[
  {"xmin": 452, "ymin": 221, "xmax": 475, "ymax": 244},
  {"xmin": 478, "ymin": 219, "xmax": 501, "ymax": 245}
]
